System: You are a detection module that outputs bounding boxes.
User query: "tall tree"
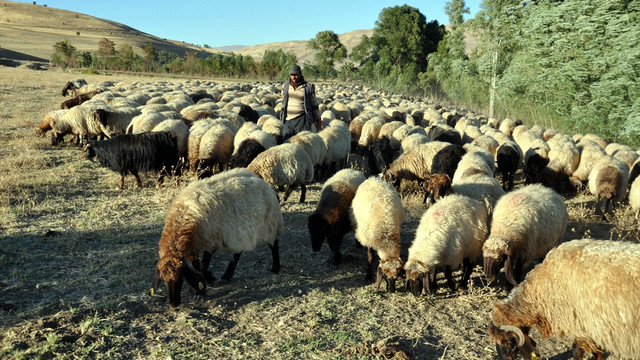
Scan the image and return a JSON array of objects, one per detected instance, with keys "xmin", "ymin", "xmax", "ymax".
[
  {"xmin": 51, "ymin": 39, "xmax": 77, "ymax": 68},
  {"xmin": 307, "ymin": 30, "xmax": 347, "ymax": 80}
]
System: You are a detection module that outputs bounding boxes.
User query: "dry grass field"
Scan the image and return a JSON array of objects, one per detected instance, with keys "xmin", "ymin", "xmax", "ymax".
[{"xmin": 0, "ymin": 65, "xmax": 638, "ymax": 359}]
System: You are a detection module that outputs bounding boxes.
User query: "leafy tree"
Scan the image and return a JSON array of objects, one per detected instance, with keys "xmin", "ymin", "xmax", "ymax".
[
  {"xmin": 142, "ymin": 43, "xmax": 158, "ymax": 71},
  {"xmin": 97, "ymin": 37, "xmax": 116, "ymax": 69},
  {"xmin": 116, "ymin": 43, "xmax": 137, "ymax": 71},
  {"xmin": 260, "ymin": 49, "xmax": 297, "ymax": 80},
  {"xmin": 350, "ymin": 35, "xmax": 375, "ymax": 67},
  {"xmin": 51, "ymin": 39, "xmax": 77, "ymax": 68},
  {"xmin": 307, "ymin": 30, "xmax": 347, "ymax": 80}
]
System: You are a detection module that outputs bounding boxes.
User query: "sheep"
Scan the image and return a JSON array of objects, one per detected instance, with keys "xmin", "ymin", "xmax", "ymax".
[
  {"xmin": 317, "ymin": 123, "xmax": 351, "ymax": 180},
  {"xmin": 570, "ymin": 140, "xmax": 608, "ymax": 185},
  {"xmin": 451, "ymin": 149, "xmax": 494, "ymax": 183},
  {"xmin": 152, "ymin": 119, "xmax": 190, "ymax": 160},
  {"xmin": 588, "ymin": 155, "xmax": 629, "ymax": 219},
  {"xmin": 61, "ymin": 78, "xmax": 88, "ymax": 96},
  {"xmin": 404, "ymin": 194, "xmax": 488, "ymax": 296},
  {"xmin": 151, "ymin": 168, "xmax": 282, "ymax": 307},
  {"xmin": 248, "ymin": 143, "xmax": 314, "ymax": 203},
  {"xmin": 357, "ymin": 117, "xmax": 387, "ymax": 154},
  {"xmin": 82, "ymin": 132, "xmax": 181, "ymax": 190},
  {"xmin": 350, "ymin": 176, "xmax": 404, "ymax": 292},
  {"xmin": 489, "ymin": 239, "xmax": 640, "ymax": 360},
  {"xmin": 94, "ymin": 107, "xmax": 141, "ymax": 138},
  {"xmin": 51, "ymin": 102, "xmax": 111, "ymax": 146},
  {"xmin": 495, "ymin": 140, "xmax": 523, "ymax": 190},
  {"xmin": 60, "ymin": 90, "xmax": 101, "ymax": 109},
  {"xmin": 126, "ymin": 111, "xmax": 168, "ymax": 134},
  {"xmin": 424, "ymin": 144, "xmax": 466, "ymax": 204},
  {"xmin": 228, "ymin": 139, "xmax": 266, "ymax": 169},
  {"xmin": 195, "ymin": 123, "xmax": 235, "ymax": 178},
  {"xmin": 368, "ymin": 135, "xmax": 395, "ymax": 175},
  {"xmin": 483, "ymin": 183, "xmax": 568, "ymax": 286},
  {"xmin": 427, "ymin": 124, "xmax": 462, "ymax": 145},
  {"xmin": 382, "ymin": 141, "xmax": 449, "ymax": 195},
  {"xmin": 35, "ymin": 109, "xmax": 69, "ymax": 140},
  {"xmin": 308, "ymin": 169, "xmax": 366, "ymax": 266},
  {"xmin": 286, "ymin": 130, "xmax": 327, "ymax": 177}
]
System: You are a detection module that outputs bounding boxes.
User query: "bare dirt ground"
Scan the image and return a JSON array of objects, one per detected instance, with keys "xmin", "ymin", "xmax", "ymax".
[{"xmin": 0, "ymin": 66, "xmax": 637, "ymax": 359}]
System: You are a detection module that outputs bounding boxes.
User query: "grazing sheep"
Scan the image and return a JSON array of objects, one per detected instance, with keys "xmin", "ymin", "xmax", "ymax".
[
  {"xmin": 308, "ymin": 169, "xmax": 366, "ymax": 266},
  {"xmin": 248, "ymin": 143, "xmax": 314, "ymax": 203},
  {"xmin": 126, "ymin": 111, "xmax": 168, "ymax": 134},
  {"xmin": 82, "ymin": 132, "xmax": 181, "ymax": 190},
  {"xmin": 228, "ymin": 139, "xmax": 266, "ymax": 169},
  {"xmin": 51, "ymin": 102, "xmax": 111, "ymax": 146},
  {"xmin": 452, "ymin": 150, "xmax": 494, "ymax": 183},
  {"xmin": 151, "ymin": 168, "xmax": 282, "ymax": 306},
  {"xmin": 425, "ymin": 144, "xmax": 466, "ymax": 204},
  {"xmin": 61, "ymin": 78, "xmax": 88, "ymax": 96},
  {"xmin": 570, "ymin": 140, "xmax": 608, "ymax": 185},
  {"xmin": 382, "ymin": 141, "xmax": 449, "ymax": 194},
  {"xmin": 489, "ymin": 239, "xmax": 640, "ymax": 360},
  {"xmin": 317, "ymin": 123, "xmax": 351, "ymax": 180},
  {"xmin": 36, "ymin": 109, "xmax": 69, "ymax": 139},
  {"xmin": 588, "ymin": 156, "xmax": 629, "ymax": 219},
  {"xmin": 60, "ymin": 90, "xmax": 101, "ymax": 109},
  {"xmin": 495, "ymin": 140, "xmax": 523, "ymax": 190},
  {"xmin": 94, "ymin": 107, "xmax": 141, "ymax": 138},
  {"xmin": 368, "ymin": 135, "xmax": 396, "ymax": 175},
  {"xmin": 427, "ymin": 124, "xmax": 462, "ymax": 145},
  {"xmin": 405, "ymin": 194, "xmax": 488, "ymax": 296},
  {"xmin": 483, "ymin": 183, "xmax": 568, "ymax": 286},
  {"xmin": 350, "ymin": 176, "xmax": 404, "ymax": 292},
  {"xmin": 196, "ymin": 123, "xmax": 235, "ymax": 178},
  {"xmin": 286, "ymin": 130, "xmax": 327, "ymax": 177},
  {"xmin": 357, "ymin": 117, "xmax": 387, "ymax": 154},
  {"xmin": 151, "ymin": 119, "xmax": 190, "ymax": 159}
]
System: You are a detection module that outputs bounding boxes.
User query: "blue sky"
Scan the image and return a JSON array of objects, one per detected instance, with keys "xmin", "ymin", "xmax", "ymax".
[{"xmin": 27, "ymin": 0, "xmax": 481, "ymax": 47}]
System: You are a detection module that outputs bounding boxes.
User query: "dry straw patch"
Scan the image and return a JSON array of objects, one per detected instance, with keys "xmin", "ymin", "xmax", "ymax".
[{"xmin": 0, "ymin": 66, "xmax": 636, "ymax": 359}]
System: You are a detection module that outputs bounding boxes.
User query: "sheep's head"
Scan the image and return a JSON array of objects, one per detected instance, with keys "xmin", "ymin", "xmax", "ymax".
[
  {"xmin": 426, "ymin": 173, "xmax": 452, "ymax": 205},
  {"xmin": 307, "ymin": 213, "xmax": 328, "ymax": 252},
  {"xmin": 152, "ymin": 256, "xmax": 205, "ymax": 307},
  {"xmin": 404, "ymin": 261, "xmax": 429, "ymax": 297},
  {"xmin": 489, "ymin": 324, "xmax": 540, "ymax": 360},
  {"xmin": 377, "ymin": 257, "xmax": 404, "ymax": 293},
  {"xmin": 82, "ymin": 143, "xmax": 96, "ymax": 161},
  {"xmin": 483, "ymin": 240, "xmax": 508, "ymax": 284}
]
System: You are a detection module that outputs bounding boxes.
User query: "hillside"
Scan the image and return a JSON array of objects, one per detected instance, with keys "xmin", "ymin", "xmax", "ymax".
[{"xmin": 0, "ymin": 0, "xmax": 221, "ymax": 62}]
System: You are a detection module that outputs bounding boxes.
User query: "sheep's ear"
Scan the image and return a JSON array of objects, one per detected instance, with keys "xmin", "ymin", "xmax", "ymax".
[
  {"xmin": 504, "ymin": 255, "xmax": 517, "ymax": 286},
  {"xmin": 150, "ymin": 267, "xmax": 161, "ymax": 296}
]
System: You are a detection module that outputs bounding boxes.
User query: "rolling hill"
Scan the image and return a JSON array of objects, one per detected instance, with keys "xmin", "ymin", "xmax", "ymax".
[{"xmin": 0, "ymin": 0, "xmax": 372, "ymax": 65}]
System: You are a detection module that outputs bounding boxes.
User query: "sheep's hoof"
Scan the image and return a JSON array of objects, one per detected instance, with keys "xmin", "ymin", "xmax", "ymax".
[{"xmin": 217, "ymin": 278, "xmax": 230, "ymax": 286}]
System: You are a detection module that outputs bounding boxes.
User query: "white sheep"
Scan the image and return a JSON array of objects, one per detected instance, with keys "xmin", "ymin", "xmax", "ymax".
[
  {"xmin": 126, "ymin": 111, "xmax": 167, "ymax": 134},
  {"xmin": 350, "ymin": 176, "xmax": 404, "ymax": 292},
  {"xmin": 51, "ymin": 102, "xmax": 112, "ymax": 146},
  {"xmin": 483, "ymin": 183, "xmax": 568, "ymax": 286},
  {"xmin": 317, "ymin": 123, "xmax": 351, "ymax": 179},
  {"xmin": 151, "ymin": 119, "xmax": 190, "ymax": 158},
  {"xmin": 196, "ymin": 123, "xmax": 235, "ymax": 178},
  {"xmin": 151, "ymin": 168, "xmax": 282, "ymax": 307},
  {"xmin": 404, "ymin": 194, "xmax": 488, "ymax": 296},
  {"xmin": 588, "ymin": 155, "xmax": 629, "ymax": 219},
  {"xmin": 286, "ymin": 130, "xmax": 327, "ymax": 177},
  {"xmin": 382, "ymin": 141, "xmax": 449, "ymax": 194},
  {"xmin": 248, "ymin": 143, "xmax": 314, "ymax": 203},
  {"xmin": 489, "ymin": 239, "xmax": 640, "ymax": 360}
]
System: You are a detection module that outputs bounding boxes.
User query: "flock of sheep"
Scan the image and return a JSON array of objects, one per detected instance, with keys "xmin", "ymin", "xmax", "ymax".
[{"xmin": 35, "ymin": 77, "xmax": 640, "ymax": 359}]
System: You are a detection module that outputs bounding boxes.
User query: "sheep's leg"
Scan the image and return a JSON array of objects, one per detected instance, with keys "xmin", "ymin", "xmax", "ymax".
[
  {"xmin": 282, "ymin": 183, "xmax": 297, "ymax": 202},
  {"xmin": 426, "ymin": 269, "xmax": 438, "ymax": 295},
  {"xmin": 299, "ymin": 183, "xmax": 307, "ymax": 203},
  {"xmin": 197, "ymin": 251, "xmax": 216, "ymax": 284},
  {"xmin": 444, "ymin": 267, "xmax": 456, "ymax": 291},
  {"xmin": 220, "ymin": 253, "xmax": 242, "ymax": 283},
  {"xmin": 132, "ymin": 172, "xmax": 143, "ymax": 189},
  {"xmin": 117, "ymin": 174, "xmax": 125, "ymax": 190},
  {"xmin": 460, "ymin": 258, "xmax": 472, "ymax": 289},
  {"xmin": 269, "ymin": 239, "xmax": 280, "ymax": 274},
  {"xmin": 365, "ymin": 247, "xmax": 376, "ymax": 281}
]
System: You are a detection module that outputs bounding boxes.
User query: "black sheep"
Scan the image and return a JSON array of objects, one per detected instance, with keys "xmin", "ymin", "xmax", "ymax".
[
  {"xmin": 367, "ymin": 136, "xmax": 395, "ymax": 175},
  {"xmin": 228, "ymin": 139, "xmax": 266, "ymax": 169},
  {"xmin": 428, "ymin": 125, "xmax": 462, "ymax": 145},
  {"xmin": 424, "ymin": 144, "xmax": 466, "ymax": 204},
  {"xmin": 82, "ymin": 132, "xmax": 180, "ymax": 189},
  {"xmin": 496, "ymin": 142, "xmax": 521, "ymax": 190},
  {"xmin": 60, "ymin": 79, "xmax": 87, "ymax": 96},
  {"xmin": 238, "ymin": 104, "xmax": 260, "ymax": 123}
]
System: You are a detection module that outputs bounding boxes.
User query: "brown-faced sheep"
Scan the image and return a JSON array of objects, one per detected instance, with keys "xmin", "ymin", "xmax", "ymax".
[
  {"xmin": 60, "ymin": 78, "xmax": 88, "ymax": 97},
  {"xmin": 489, "ymin": 239, "xmax": 640, "ymax": 360},
  {"xmin": 350, "ymin": 176, "xmax": 404, "ymax": 292},
  {"xmin": 60, "ymin": 90, "xmax": 101, "ymax": 109},
  {"xmin": 404, "ymin": 194, "xmax": 488, "ymax": 296},
  {"xmin": 151, "ymin": 168, "xmax": 282, "ymax": 306},
  {"xmin": 382, "ymin": 141, "xmax": 449, "ymax": 195},
  {"xmin": 483, "ymin": 183, "xmax": 568, "ymax": 287},
  {"xmin": 308, "ymin": 169, "xmax": 366, "ymax": 266},
  {"xmin": 36, "ymin": 109, "xmax": 69, "ymax": 140}
]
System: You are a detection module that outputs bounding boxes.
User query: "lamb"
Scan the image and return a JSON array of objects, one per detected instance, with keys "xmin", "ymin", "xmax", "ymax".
[
  {"xmin": 82, "ymin": 132, "xmax": 181, "ymax": 190},
  {"xmin": 60, "ymin": 78, "xmax": 88, "ymax": 96},
  {"xmin": 350, "ymin": 176, "xmax": 404, "ymax": 292},
  {"xmin": 489, "ymin": 239, "xmax": 640, "ymax": 360},
  {"xmin": 483, "ymin": 183, "xmax": 568, "ymax": 286},
  {"xmin": 404, "ymin": 194, "xmax": 488, "ymax": 296},
  {"xmin": 308, "ymin": 169, "xmax": 366, "ymax": 266},
  {"xmin": 151, "ymin": 168, "xmax": 282, "ymax": 307},
  {"xmin": 248, "ymin": 143, "xmax": 314, "ymax": 203},
  {"xmin": 588, "ymin": 155, "xmax": 629, "ymax": 219}
]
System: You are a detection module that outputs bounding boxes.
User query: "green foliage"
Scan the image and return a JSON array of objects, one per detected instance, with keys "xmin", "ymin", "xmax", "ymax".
[
  {"xmin": 307, "ymin": 30, "xmax": 347, "ymax": 80},
  {"xmin": 260, "ymin": 49, "xmax": 297, "ymax": 81},
  {"xmin": 51, "ymin": 39, "xmax": 77, "ymax": 68}
]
